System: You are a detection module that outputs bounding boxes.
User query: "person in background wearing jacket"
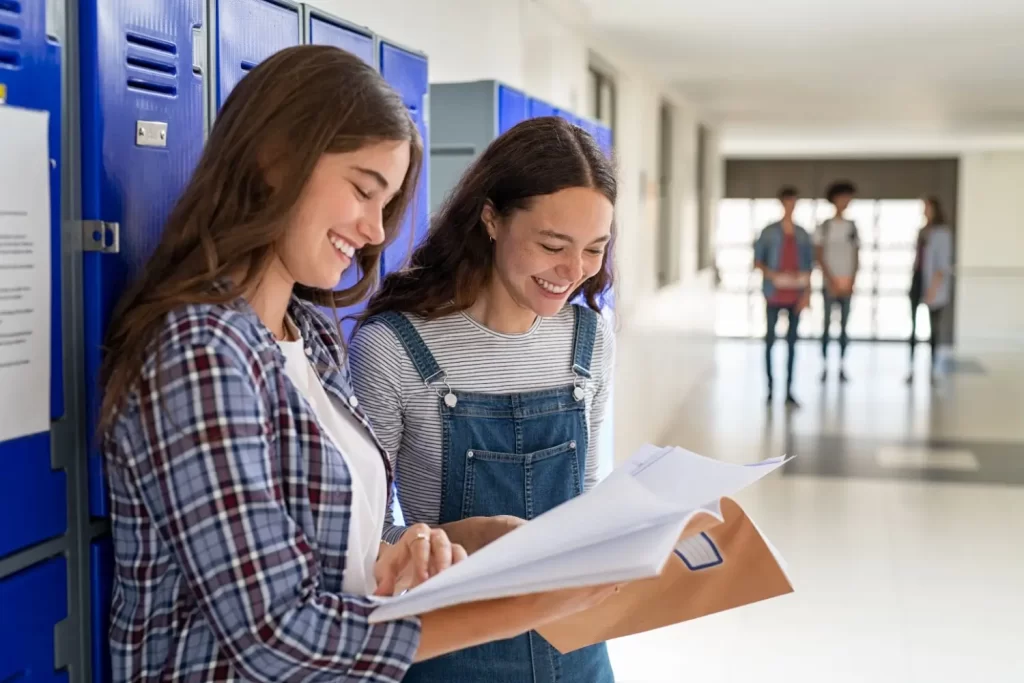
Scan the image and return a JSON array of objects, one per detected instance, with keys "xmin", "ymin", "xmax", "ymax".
[
  {"xmin": 814, "ymin": 180, "xmax": 860, "ymax": 383},
  {"xmin": 755, "ymin": 186, "xmax": 814, "ymax": 408},
  {"xmin": 907, "ymin": 195, "xmax": 954, "ymax": 384}
]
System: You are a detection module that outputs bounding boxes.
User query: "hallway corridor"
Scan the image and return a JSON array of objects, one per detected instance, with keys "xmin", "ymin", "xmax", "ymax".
[{"xmin": 608, "ymin": 341, "xmax": 1024, "ymax": 682}]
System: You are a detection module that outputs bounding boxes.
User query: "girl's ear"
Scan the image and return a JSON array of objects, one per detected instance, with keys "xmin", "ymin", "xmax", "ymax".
[{"xmin": 480, "ymin": 202, "xmax": 499, "ymax": 241}]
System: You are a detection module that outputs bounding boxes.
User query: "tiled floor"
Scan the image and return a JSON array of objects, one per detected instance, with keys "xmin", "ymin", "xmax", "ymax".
[{"xmin": 608, "ymin": 341, "xmax": 1024, "ymax": 682}]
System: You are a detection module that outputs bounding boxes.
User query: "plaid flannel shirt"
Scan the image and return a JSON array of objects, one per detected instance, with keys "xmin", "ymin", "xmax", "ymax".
[{"xmin": 103, "ymin": 295, "xmax": 421, "ymax": 682}]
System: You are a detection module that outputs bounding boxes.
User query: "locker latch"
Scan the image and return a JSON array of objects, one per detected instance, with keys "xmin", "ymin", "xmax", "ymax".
[{"xmin": 82, "ymin": 221, "xmax": 120, "ymax": 254}]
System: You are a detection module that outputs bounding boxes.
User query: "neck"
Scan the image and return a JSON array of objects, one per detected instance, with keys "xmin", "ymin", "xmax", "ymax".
[
  {"xmin": 465, "ymin": 275, "xmax": 538, "ymax": 335},
  {"xmin": 782, "ymin": 217, "xmax": 795, "ymax": 233},
  {"xmin": 245, "ymin": 258, "xmax": 295, "ymax": 341}
]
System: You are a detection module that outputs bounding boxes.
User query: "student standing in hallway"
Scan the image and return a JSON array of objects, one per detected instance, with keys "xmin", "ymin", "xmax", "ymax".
[
  {"xmin": 814, "ymin": 181, "xmax": 861, "ymax": 382},
  {"xmin": 349, "ymin": 117, "xmax": 617, "ymax": 683},
  {"xmin": 907, "ymin": 195, "xmax": 953, "ymax": 384},
  {"xmin": 755, "ymin": 186, "xmax": 814, "ymax": 407}
]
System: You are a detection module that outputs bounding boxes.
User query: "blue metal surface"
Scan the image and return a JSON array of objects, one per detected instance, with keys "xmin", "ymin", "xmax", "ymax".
[
  {"xmin": 216, "ymin": 0, "xmax": 300, "ymax": 107},
  {"xmin": 90, "ymin": 538, "xmax": 115, "ymax": 683},
  {"xmin": 0, "ymin": 432, "xmax": 66, "ymax": 559},
  {"xmin": 0, "ymin": 556, "xmax": 68, "ymax": 683},
  {"xmin": 0, "ymin": 0, "xmax": 66, "ymax": 559},
  {"xmin": 553, "ymin": 107, "xmax": 579, "ymax": 127},
  {"xmin": 0, "ymin": 0, "xmax": 63, "ymax": 421},
  {"xmin": 307, "ymin": 13, "xmax": 373, "ymax": 66},
  {"xmin": 80, "ymin": 0, "xmax": 207, "ymax": 518},
  {"xmin": 528, "ymin": 97, "xmax": 555, "ymax": 119},
  {"xmin": 577, "ymin": 117, "xmax": 599, "ymax": 140},
  {"xmin": 595, "ymin": 124, "xmax": 613, "ymax": 158},
  {"xmin": 379, "ymin": 41, "xmax": 428, "ymax": 276},
  {"xmin": 497, "ymin": 84, "xmax": 527, "ymax": 135}
]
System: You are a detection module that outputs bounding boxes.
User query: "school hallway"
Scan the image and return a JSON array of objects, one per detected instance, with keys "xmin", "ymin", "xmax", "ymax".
[{"xmin": 606, "ymin": 338, "xmax": 1024, "ymax": 682}]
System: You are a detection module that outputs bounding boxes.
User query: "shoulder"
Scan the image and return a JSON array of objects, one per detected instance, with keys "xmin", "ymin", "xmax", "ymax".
[
  {"xmin": 567, "ymin": 304, "xmax": 615, "ymax": 369},
  {"xmin": 153, "ymin": 299, "xmax": 271, "ymax": 373},
  {"xmin": 348, "ymin": 314, "xmax": 409, "ymax": 371}
]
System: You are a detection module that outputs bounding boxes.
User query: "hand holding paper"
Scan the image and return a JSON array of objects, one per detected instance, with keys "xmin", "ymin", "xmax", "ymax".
[{"xmin": 369, "ymin": 446, "xmax": 793, "ymax": 629}]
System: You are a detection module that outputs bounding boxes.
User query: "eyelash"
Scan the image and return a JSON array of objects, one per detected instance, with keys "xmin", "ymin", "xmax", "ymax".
[
  {"xmin": 353, "ymin": 183, "xmax": 372, "ymax": 200},
  {"xmin": 541, "ymin": 245, "xmax": 605, "ymax": 256}
]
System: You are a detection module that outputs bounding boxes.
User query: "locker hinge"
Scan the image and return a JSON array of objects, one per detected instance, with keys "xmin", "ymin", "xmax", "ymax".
[{"xmin": 82, "ymin": 221, "xmax": 120, "ymax": 254}]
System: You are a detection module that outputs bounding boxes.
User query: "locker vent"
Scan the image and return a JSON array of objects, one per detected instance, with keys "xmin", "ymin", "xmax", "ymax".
[
  {"xmin": 125, "ymin": 31, "xmax": 178, "ymax": 96},
  {"xmin": 0, "ymin": 0, "xmax": 21, "ymax": 68}
]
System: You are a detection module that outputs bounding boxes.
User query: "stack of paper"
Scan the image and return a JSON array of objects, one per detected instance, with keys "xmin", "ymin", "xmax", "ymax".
[{"xmin": 369, "ymin": 446, "xmax": 793, "ymax": 632}]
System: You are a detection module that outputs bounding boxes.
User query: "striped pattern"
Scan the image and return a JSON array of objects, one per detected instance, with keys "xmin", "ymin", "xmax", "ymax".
[
  {"xmin": 348, "ymin": 306, "xmax": 615, "ymax": 542},
  {"xmin": 103, "ymin": 296, "xmax": 420, "ymax": 683}
]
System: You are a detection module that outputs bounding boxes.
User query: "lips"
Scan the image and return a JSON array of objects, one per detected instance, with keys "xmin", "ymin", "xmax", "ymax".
[
  {"xmin": 328, "ymin": 231, "xmax": 356, "ymax": 260},
  {"xmin": 534, "ymin": 276, "xmax": 571, "ymax": 295}
]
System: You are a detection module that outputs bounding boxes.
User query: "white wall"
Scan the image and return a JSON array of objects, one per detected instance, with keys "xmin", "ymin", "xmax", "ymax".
[
  {"xmin": 307, "ymin": 0, "xmax": 721, "ymax": 458},
  {"xmin": 955, "ymin": 151, "xmax": 1024, "ymax": 351}
]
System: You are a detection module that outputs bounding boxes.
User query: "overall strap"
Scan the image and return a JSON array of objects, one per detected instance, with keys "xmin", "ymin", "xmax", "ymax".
[
  {"xmin": 365, "ymin": 311, "xmax": 446, "ymax": 385},
  {"xmin": 571, "ymin": 305, "xmax": 599, "ymax": 380}
]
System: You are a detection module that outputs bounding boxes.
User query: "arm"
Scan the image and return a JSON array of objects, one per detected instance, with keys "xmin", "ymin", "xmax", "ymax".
[
  {"xmin": 925, "ymin": 229, "xmax": 953, "ymax": 303},
  {"xmin": 348, "ymin": 324, "xmax": 410, "ymax": 545},
  {"xmin": 753, "ymin": 228, "xmax": 773, "ymax": 280},
  {"xmin": 584, "ymin": 318, "xmax": 616, "ymax": 492},
  {"xmin": 132, "ymin": 336, "xmax": 419, "ymax": 683},
  {"xmin": 851, "ymin": 223, "xmax": 861, "ymax": 291},
  {"xmin": 813, "ymin": 224, "xmax": 834, "ymax": 286}
]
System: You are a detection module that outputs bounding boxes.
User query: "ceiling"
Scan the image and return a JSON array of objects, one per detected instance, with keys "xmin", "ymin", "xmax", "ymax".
[{"xmin": 581, "ymin": 0, "xmax": 1024, "ymax": 151}]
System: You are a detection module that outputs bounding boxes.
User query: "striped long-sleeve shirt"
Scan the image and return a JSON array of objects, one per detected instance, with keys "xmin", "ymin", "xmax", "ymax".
[
  {"xmin": 103, "ymin": 295, "xmax": 420, "ymax": 683},
  {"xmin": 348, "ymin": 306, "xmax": 615, "ymax": 543}
]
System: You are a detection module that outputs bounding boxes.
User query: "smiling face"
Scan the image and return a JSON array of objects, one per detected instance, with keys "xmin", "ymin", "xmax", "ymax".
[
  {"xmin": 483, "ymin": 186, "xmax": 614, "ymax": 318},
  {"xmin": 275, "ymin": 140, "xmax": 411, "ymax": 290}
]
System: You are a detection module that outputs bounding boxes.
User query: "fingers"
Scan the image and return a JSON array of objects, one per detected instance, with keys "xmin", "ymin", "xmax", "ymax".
[
  {"xmin": 451, "ymin": 543, "xmax": 468, "ymax": 565},
  {"xmin": 407, "ymin": 524, "xmax": 433, "ymax": 584},
  {"xmin": 428, "ymin": 528, "xmax": 453, "ymax": 577}
]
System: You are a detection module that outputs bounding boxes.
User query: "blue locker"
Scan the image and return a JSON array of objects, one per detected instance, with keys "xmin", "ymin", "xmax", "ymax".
[
  {"xmin": 216, "ymin": 0, "xmax": 300, "ymax": 107},
  {"xmin": 305, "ymin": 9, "xmax": 374, "ymax": 67},
  {"xmin": 0, "ymin": 0, "xmax": 66, "ymax": 558},
  {"xmin": 497, "ymin": 84, "xmax": 527, "ymax": 135},
  {"xmin": 90, "ymin": 538, "xmax": 115, "ymax": 683},
  {"xmin": 379, "ymin": 40, "xmax": 428, "ymax": 276},
  {"xmin": 595, "ymin": 124, "xmax": 613, "ymax": 158},
  {"xmin": 528, "ymin": 97, "xmax": 555, "ymax": 119},
  {"xmin": 577, "ymin": 117, "xmax": 599, "ymax": 140},
  {"xmin": 80, "ymin": 0, "xmax": 207, "ymax": 518},
  {"xmin": 0, "ymin": 556, "xmax": 68, "ymax": 682},
  {"xmin": 0, "ymin": 0, "xmax": 63, "ymax": 421}
]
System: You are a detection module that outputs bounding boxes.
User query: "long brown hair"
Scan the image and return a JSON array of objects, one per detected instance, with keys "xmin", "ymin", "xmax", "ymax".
[
  {"xmin": 98, "ymin": 45, "xmax": 422, "ymax": 431},
  {"xmin": 361, "ymin": 116, "xmax": 616, "ymax": 321},
  {"xmin": 924, "ymin": 195, "xmax": 947, "ymax": 227}
]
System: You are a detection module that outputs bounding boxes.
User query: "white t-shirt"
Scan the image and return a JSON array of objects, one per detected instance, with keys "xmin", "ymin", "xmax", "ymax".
[
  {"xmin": 278, "ymin": 319, "xmax": 387, "ymax": 595},
  {"xmin": 813, "ymin": 218, "xmax": 860, "ymax": 279}
]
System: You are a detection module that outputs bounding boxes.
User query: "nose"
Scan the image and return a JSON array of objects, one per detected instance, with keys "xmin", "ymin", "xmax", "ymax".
[
  {"xmin": 357, "ymin": 205, "xmax": 386, "ymax": 247},
  {"xmin": 556, "ymin": 252, "xmax": 585, "ymax": 283}
]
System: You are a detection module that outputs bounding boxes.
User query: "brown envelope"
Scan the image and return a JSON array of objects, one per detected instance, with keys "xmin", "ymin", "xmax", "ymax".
[{"xmin": 536, "ymin": 497, "xmax": 793, "ymax": 654}]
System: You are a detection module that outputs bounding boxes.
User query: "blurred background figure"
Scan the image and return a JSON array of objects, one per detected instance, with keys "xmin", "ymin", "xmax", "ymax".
[
  {"xmin": 907, "ymin": 195, "xmax": 954, "ymax": 385},
  {"xmin": 815, "ymin": 180, "xmax": 860, "ymax": 383},
  {"xmin": 754, "ymin": 186, "xmax": 813, "ymax": 408}
]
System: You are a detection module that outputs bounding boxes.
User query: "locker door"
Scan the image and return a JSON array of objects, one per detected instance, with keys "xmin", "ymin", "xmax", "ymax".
[
  {"xmin": 578, "ymin": 117, "xmax": 599, "ymax": 141},
  {"xmin": 216, "ymin": 0, "xmax": 300, "ymax": 108},
  {"xmin": 0, "ymin": 0, "xmax": 66, "ymax": 558},
  {"xmin": 306, "ymin": 11, "xmax": 374, "ymax": 67},
  {"xmin": 553, "ymin": 108, "xmax": 579, "ymax": 127},
  {"xmin": 528, "ymin": 97, "xmax": 555, "ymax": 119},
  {"xmin": 90, "ymin": 538, "xmax": 114, "ymax": 683},
  {"xmin": 0, "ymin": 557, "xmax": 68, "ymax": 683},
  {"xmin": 379, "ymin": 41, "xmax": 428, "ymax": 276},
  {"xmin": 596, "ymin": 125, "xmax": 613, "ymax": 158},
  {"xmin": 497, "ymin": 84, "xmax": 527, "ymax": 135},
  {"xmin": 80, "ymin": 0, "xmax": 207, "ymax": 518}
]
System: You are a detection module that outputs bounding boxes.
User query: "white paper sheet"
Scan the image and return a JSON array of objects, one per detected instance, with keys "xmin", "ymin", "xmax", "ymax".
[
  {"xmin": 0, "ymin": 106, "xmax": 51, "ymax": 443},
  {"xmin": 369, "ymin": 447, "xmax": 789, "ymax": 623}
]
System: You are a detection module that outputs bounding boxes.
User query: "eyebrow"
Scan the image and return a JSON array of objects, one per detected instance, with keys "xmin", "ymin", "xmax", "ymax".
[
  {"xmin": 353, "ymin": 166, "xmax": 389, "ymax": 190},
  {"xmin": 539, "ymin": 229, "xmax": 611, "ymax": 246}
]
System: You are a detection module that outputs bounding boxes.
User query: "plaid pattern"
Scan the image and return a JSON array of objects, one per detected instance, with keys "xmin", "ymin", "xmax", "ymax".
[{"xmin": 103, "ymin": 296, "xmax": 420, "ymax": 682}]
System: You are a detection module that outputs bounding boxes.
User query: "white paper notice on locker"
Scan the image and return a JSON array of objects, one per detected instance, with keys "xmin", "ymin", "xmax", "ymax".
[
  {"xmin": 369, "ymin": 446, "xmax": 789, "ymax": 623},
  {"xmin": 0, "ymin": 105, "xmax": 51, "ymax": 444}
]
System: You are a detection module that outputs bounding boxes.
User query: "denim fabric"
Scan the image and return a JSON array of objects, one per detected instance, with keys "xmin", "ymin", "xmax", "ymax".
[
  {"xmin": 754, "ymin": 222, "xmax": 815, "ymax": 300},
  {"xmin": 367, "ymin": 307, "xmax": 615, "ymax": 683}
]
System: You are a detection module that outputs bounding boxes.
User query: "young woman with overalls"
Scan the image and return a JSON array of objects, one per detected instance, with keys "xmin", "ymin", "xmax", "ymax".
[
  {"xmin": 350, "ymin": 117, "xmax": 618, "ymax": 683},
  {"xmin": 97, "ymin": 48, "xmax": 618, "ymax": 683}
]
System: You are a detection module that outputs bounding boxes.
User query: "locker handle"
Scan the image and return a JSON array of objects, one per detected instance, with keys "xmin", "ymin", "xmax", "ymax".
[{"xmin": 192, "ymin": 25, "xmax": 206, "ymax": 76}]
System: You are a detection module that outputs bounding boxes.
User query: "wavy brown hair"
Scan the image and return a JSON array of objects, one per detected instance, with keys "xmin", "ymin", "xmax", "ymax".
[
  {"xmin": 98, "ymin": 45, "xmax": 421, "ymax": 431},
  {"xmin": 361, "ymin": 116, "xmax": 616, "ymax": 321}
]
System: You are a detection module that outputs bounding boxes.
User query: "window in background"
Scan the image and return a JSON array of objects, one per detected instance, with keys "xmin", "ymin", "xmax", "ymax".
[
  {"xmin": 589, "ymin": 66, "xmax": 616, "ymax": 141},
  {"xmin": 714, "ymin": 197, "xmax": 925, "ymax": 342}
]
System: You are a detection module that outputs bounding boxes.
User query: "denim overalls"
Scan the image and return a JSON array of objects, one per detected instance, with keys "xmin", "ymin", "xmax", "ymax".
[{"xmin": 366, "ymin": 307, "xmax": 615, "ymax": 683}]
